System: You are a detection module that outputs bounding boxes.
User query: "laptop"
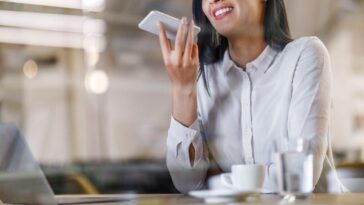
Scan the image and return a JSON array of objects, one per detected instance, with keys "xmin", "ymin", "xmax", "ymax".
[{"xmin": 0, "ymin": 123, "xmax": 131, "ymax": 205}]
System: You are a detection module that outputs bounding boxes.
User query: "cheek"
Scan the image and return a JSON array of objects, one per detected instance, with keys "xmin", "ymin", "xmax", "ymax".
[
  {"xmin": 202, "ymin": 0, "xmax": 214, "ymax": 19},
  {"xmin": 202, "ymin": 4, "xmax": 214, "ymax": 25},
  {"xmin": 236, "ymin": 6, "xmax": 256, "ymax": 23},
  {"xmin": 202, "ymin": 4, "xmax": 209, "ymax": 18}
]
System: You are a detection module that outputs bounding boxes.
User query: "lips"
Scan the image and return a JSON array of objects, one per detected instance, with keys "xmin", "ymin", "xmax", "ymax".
[{"xmin": 213, "ymin": 6, "xmax": 234, "ymax": 19}]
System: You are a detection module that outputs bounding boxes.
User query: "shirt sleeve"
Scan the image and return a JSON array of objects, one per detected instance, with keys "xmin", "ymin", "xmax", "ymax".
[
  {"xmin": 288, "ymin": 37, "xmax": 332, "ymax": 187},
  {"xmin": 166, "ymin": 116, "xmax": 209, "ymax": 193},
  {"xmin": 262, "ymin": 37, "xmax": 332, "ymax": 193}
]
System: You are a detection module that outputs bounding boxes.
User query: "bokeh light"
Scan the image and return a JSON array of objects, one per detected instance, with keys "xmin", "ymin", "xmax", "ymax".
[
  {"xmin": 84, "ymin": 69, "xmax": 109, "ymax": 94},
  {"xmin": 23, "ymin": 59, "xmax": 38, "ymax": 79}
]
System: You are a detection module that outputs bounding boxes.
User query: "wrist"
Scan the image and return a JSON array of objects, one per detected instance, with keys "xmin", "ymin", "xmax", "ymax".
[
  {"xmin": 172, "ymin": 84, "xmax": 196, "ymax": 96},
  {"xmin": 172, "ymin": 88, "xmax": 196, "ymax": 102},
  {"xmin": 171, "ymin": 85, "xmax": 197, "ymax": 127}
]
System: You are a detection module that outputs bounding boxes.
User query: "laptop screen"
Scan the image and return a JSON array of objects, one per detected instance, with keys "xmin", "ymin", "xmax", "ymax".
[{"xmin": 0, "ymin": 123, "xmax": 58, "ymax": 205}]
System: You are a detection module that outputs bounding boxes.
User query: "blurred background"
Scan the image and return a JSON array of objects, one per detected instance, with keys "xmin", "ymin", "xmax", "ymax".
[{"xmin": 0, "ymin": 0, "xmax": 364, "ymax": 194}]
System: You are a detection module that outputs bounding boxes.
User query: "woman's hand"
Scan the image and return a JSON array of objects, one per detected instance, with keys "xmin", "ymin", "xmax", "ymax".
[
  {"xmin": 157, "ymin": 17, "xmax": 199, "ymax": 92},
  {"xmin": 157, "ymin": 17, "xmax": 199, "ymax": 127}
]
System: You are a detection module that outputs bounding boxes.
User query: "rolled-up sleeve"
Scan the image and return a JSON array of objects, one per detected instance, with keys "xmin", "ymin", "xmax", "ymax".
[{"xmin": 166, "ymin": 116, "xmax": 209, "ymax": 193}]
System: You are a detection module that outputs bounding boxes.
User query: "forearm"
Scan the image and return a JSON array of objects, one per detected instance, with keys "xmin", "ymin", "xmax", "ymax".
[
  {"xmin": 172, "ymin": 86, "xmax": 197, "ymax": 127},
  {"xmin": 172, "ymin": 86, "xmax": 198, "ymax": 163}
]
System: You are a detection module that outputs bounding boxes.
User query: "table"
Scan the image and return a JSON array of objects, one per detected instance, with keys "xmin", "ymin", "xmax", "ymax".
[{"xmin": 56, "ymin": 193, "xmax": 364, "ymax": 205}]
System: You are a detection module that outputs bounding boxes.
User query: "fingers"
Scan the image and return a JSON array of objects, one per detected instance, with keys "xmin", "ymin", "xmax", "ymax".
[
  {"xmin": 158, "ymin": 18, "xmax": 199, "ymax": 73},
  {"xmin": 175, "ymin": 17, "xmax": 188, "ymax": 58},
  {"xmin": 157, "ymin": 22, "xmax": 171, "ymax": 63},
  {"xmin": 183, "ymin": 20, "xmax": 195, "ymax": 64},
  {"xmin": 192, "ymin": 44, "xmax": 200, "ymax": 68}
]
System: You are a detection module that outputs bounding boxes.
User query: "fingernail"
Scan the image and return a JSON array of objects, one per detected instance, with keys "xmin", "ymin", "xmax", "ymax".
[{"xmin": 157, "ymin": 21, "xmax": 161, "ymax": 27}]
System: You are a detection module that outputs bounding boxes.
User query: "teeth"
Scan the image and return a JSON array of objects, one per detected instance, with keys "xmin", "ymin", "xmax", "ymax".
[{"xmin": 214, "ymin": 7, "xmax": 233, "ymax": 17}]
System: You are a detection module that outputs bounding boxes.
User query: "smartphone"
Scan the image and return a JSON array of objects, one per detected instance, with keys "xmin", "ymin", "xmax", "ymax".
[{"xmin": 138, "ymin": 10, "xmax": 201, "ymax": 41}]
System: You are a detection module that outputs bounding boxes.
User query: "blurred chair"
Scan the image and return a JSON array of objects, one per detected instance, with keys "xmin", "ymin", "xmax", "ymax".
[
  {"xmin": 46, "ymin": 172, "xmax": 98, "ymax": 195},
  {"xmin": 43, "ymin": 160, "xmax": 178, "ymax": 194},
  {"xmin": 328, "ymin": 163, "xmax": 364, "ymax": 193},
  {"xmin": 80, "ymin": 160, "xmax": 178, "ymax": 194}
]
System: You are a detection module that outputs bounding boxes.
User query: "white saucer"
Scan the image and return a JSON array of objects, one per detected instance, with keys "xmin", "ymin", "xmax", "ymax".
[{"xmin": 189, "ymin": 189, "xmax": 259, "ymax": 203}]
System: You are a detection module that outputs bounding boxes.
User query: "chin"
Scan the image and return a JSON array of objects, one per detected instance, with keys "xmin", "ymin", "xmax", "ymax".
[
  {"xmin": 213, "ymin": 20, "xmax": 237, "ymax": 38},
  {"xmin": 215, "ymin": 27, "xmax": 234, "ymax": 38}
]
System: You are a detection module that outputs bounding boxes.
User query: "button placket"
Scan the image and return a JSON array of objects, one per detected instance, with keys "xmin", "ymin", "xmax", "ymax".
[{"xmin": 241, "ymin": 72, "xmax": 254, "ymax": 164}]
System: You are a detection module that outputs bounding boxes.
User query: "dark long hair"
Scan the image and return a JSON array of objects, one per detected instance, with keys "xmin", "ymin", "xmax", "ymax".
[{"xmin": 192, "ymin": 0, "xmax": 292, "ymax": 92}]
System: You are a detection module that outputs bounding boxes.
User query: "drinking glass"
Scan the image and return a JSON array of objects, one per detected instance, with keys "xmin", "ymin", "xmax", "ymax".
[{"xmin": 274, "ymin": 138, "xmax": 314, "ymax": 200}]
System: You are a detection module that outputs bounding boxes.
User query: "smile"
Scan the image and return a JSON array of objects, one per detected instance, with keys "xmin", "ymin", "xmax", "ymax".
[{"xmin": 214, "ymin": 7, "xmax": 233, "ymax": 18}]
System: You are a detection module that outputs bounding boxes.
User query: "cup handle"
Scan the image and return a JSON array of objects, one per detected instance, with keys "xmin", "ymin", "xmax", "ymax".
[{"xmin": 220, "ymin": 173, "xmax": 235, "ymax": 190}]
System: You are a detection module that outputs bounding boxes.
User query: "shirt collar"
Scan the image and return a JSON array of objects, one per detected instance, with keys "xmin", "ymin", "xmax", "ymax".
[{"xmin": 222, "ymin": 46, "xmax": 278, "ymax": 75}]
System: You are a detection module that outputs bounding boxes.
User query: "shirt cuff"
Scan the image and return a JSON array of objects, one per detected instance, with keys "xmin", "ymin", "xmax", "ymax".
[
  {"xmin": 170, "ymin": 117, "xmax": 199, "ymax": 137},
  {"xmin": 167, "ymin": 117, "xmax": 203, "ymax": 167}
]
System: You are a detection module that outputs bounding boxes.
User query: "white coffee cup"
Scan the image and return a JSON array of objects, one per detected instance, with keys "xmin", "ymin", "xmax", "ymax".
[{"xmin": 220, "ymin": 164, "xmax": 266, "ymax": 192}]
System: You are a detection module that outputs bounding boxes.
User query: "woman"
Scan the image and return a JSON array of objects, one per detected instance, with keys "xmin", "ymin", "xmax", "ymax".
[{"xmin": 157, "ymin": 0, "xmax": 345, "ymax": 193}]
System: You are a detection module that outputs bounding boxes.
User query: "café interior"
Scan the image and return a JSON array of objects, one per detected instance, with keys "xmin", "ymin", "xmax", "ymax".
[{"xmin": 1, "ymin": 0, "xmax": 364, "ymax": 203}]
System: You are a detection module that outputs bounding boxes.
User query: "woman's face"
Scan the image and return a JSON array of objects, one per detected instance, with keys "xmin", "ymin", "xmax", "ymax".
[{"xmin": 202, "ymin": 0, "xmax": 265, "ymax": 37}]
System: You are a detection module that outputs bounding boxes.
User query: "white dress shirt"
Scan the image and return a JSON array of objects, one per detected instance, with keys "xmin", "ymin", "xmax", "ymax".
[{"xmin": 166, "ymin": 37, "xmax": 345, "ymax": 193}]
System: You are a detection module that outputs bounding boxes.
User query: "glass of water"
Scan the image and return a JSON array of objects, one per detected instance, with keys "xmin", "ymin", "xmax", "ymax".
[{"xmin": 275, "ymin": 138, "xmax": 314, "ymax": 200}]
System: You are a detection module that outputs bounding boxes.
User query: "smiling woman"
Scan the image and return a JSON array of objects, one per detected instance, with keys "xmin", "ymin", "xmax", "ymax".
[
  {"xmin": 194, "ymin": 0, "xmax": 291, "ymax": 67},
  {"xmin": 194, "ymin": 0, "xmax": 292, "ymax": 94},
  {"xmin": 157, "ymin": 0, "xmax": 348, "ymax": 194}
]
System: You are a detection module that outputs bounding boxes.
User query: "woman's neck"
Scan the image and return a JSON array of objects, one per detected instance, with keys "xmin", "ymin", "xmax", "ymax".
[{"xmin": 227, "ymin": 34, "xmax": 266, "ymax": 69}]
